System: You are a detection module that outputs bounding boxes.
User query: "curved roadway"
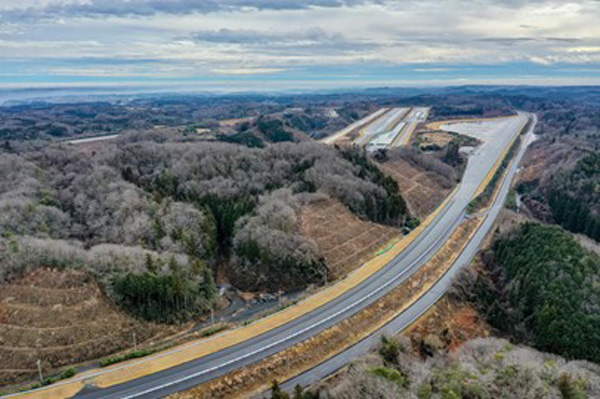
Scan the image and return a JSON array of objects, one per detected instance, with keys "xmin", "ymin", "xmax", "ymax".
[
  {"xmin": 7, "ymin": 114, "xmax": 532, "ymax": 399},
  {"xmin": 278, "ymin": 113, "xmax": 537, "ymax": 394},
  {"xmin": 75, "ymin": 114, "xmax": 530, "ymax": 399}
]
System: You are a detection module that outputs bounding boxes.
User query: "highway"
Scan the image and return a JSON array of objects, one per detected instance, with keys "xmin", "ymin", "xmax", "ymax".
[
  {"xmin": 7, "ymin": 113, "xmax": 533, "ymax": 399},
  {"xmin": 278, "ymin": 113, "xmax": 537, "ymax": 394},
  {"xmin": 67, "ymin": 134, "xmax": 119, "ymax": 145},
  {"xmin": 323, "ymin": 106, "xmax": 424, "ymax": 149}
]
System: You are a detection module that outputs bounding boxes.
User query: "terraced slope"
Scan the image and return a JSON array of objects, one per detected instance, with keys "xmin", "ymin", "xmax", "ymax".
[
  {"xmin": 0, "ymin": 269, "xmax": 177, "ymax": 386},
  {"xmin": 381, "ymin": 158, "xmax": 454, "ymax": 218},
  {"xmin": 299, "ymin": 198, "xmax": 400, "ymax": 278}
]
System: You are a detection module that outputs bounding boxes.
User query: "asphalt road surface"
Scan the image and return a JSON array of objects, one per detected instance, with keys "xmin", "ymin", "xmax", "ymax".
[
  {"xmin": 276, "ymin": 113, "xmax": 537, "ymax": 395},
  {"xmin": 47, "ymin": 114, "xmax": 531, "ymax": 399},
  {"xmin": 355, "ymin": 107, "xmax": 408, "ymax": 145},
  {"xmin": 320, "ymin": 108, "xmax": 388, "ymax": 145},
  {"xmin": 391, "ymin": 107, "xmax": 429, "ymax": 147}
]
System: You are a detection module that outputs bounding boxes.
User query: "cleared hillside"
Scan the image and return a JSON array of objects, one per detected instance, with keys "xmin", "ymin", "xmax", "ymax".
[
  {"xmin": 299, "ymin": 197, "xmax": 400, "ymax": 279},
  {"xmin": 0, "ymin": 268, "xmax": 177, "ymax": 386},
  {"xmin": 378, "ymin": 148, "xmax": 458, "ymax": 219}
]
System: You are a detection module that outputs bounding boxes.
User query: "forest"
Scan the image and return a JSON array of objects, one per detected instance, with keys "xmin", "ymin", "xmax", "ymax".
[
  {"xmin": 273, "ymin": 336, "xmax": 599, "ymax": 399},
  {"xmin": 0, "ymin": 134, "xmax": 409, "ymax": 321},
  {"xmin": 0, "ymin": 93, "xmax": 377, "ymax": 142},
  {"xmin": 469, "ymin": 223, "xmax": 600, "ymax": 364},
  {"xmin": 513, "ymin": 93, "xmax": 600, "ymax": 242},
  {"xmin": 547, "ymin": 152, "xmax": 600, "ymax": 241}
]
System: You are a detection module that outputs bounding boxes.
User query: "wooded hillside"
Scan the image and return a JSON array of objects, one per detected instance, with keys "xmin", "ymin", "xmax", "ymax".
[
  {"xmin": 548, "ymin": 153, "xmax": 600, "ymax": 241},
  {"xmin": 473, "ymin": 223, "xmax": 600, "ymax": 363},
  {"xmin": 0, "ymin": 138, "xmax": 409, "ymax": 320},
  {"xmin": 286, "ymin": 337, "xmax": 600, "ymax": 399}
]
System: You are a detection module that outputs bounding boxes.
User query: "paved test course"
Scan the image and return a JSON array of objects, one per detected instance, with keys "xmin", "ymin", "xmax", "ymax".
[
  {"xmin": 6, "ymin": 113, "xmax": 532, "ymax": 399},
  {"xmin": 279, "ymin": 113, "xmax": 537, "ymax": 394}
]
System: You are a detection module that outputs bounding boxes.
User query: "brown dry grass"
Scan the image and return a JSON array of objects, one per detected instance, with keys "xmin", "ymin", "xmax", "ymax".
[
  {"xmin": 381, "ymin": 159, "xmax": 454, "ymax": 218},
  {"xmin": 403, "ymin": 296, "xmax": 492, "ymax": 355},
  {"xmin": 519, "ymin": 144, "xmax": 551, "ymax": 184},
  {"xmin": 299, "ymin": 198, "xmax": 400, "ymax": 278},
  {"xmin": 168, "ymin": 216, "xmax": 482, "ymax": 399},
  {"xmin": 417, "ymin": 131, "xmax": 454, "ymax": 148},
  {"xmin": 0, "ymin": 268, "xmax": 179, "ymax": 386}
]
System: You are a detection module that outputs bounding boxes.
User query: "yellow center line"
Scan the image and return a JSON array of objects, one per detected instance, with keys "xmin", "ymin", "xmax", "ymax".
[
  {"xmin": 11, "ymin": 185, "xmax": 458, "ymax": 399},
  {"xmin": 11, "ymin": 115, "xmax": 525, "ymax": 399}
]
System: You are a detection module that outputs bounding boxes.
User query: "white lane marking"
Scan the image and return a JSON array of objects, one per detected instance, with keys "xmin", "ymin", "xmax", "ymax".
[
  {"xmin": 122, "ymin": 202, "xmax": 462, "ymax": 399},
  {"xmin": 278, "ymin": 113, "xmax": 535, "ymax": 394},
  {"xmin": 2, "ymin": 187, "xmax": 457, "ymax": 399},
  {"xmin": 322, "ymin": 108, "xmax": 388, "ymax": 144},
  {"xmin": 2, "ymin": 114, "xmax": 532, "ymax": 399}
]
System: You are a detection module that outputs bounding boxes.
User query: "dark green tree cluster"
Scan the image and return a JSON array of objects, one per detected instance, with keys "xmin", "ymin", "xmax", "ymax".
[
  {"xmin": 548, "ymin": 152, "xmax": 600, "ymax": 241},
  {"xmin": 284, "ymin": 113, "xmax": 326, "ymax": 133},
  {"xmin": 442, "ymin": 140, "xmax": 462, "ymax": 167},
  {"xmin": 340, "ymin": 146, "xmax": 409, "ymax": 226},
  {"xmin": 431, "ymin": 105, "xmax": 485, "ymax": 118},
  {"xmin": 217, "ymin": 131, "xmax": 265, "ymax": 148},
  {"xmin": 476, "ymin": 222, "xmax": 600, "ymax": 363},
  {"xmin": 196, "ymin": 194, "xmax": 255, "ymax": 254},
  {"xmin": 258, "ymin": 119, "xmax": 295, "ymax": 142},
  {"xmin": 113, "ymin": 257, "xmax": 216, "ymax": 323}
]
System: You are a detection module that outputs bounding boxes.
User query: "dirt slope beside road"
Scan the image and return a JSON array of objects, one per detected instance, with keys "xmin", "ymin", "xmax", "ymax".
[
  {"xmin": 381, "ymin": 158, "xmax": 454, "ymax": 219},
  {"xmin": 0, "ymin": 269, "xmax": 178, "ymax": 386},
  {"xmin": 299, "ymin": 198, "xmax": 400, "ymax": 279}
]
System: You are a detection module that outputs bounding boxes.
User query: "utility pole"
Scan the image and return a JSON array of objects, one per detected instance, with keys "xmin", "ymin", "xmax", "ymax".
[
  {"xmin": 132, "ymin": 332, "xmax": 137, "ymax": 352},
  {"xmin": 36, "ymin": 359, "xmax": 43, "ymax": 383}
]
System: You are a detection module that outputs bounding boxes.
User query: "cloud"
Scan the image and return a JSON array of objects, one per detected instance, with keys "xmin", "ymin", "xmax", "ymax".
[
  {"xmin": 529, "ymin": 56, "xmax": 554, "ymax": 65},
  {"xmin": 186, "ymin": 27, "xmax": 372, "ymax": 54},
  {"xmin": 0, "ymin": 0, "xmax": 370, "ymax": 21},
  {"xmin": 413, "ymin": 68, "xmax": 453, "ymax": 72},
  {"xmin": 189, "ymin": 27, "xmax": 344, "ymax": 45},
  {"xmin": 478, "ymin": 37, "xmax": 581, "ymax": 46},
  {"xmin": 566, "ymin": 46, "xmax": 600, "ymax": 53},
  {"xmin": 211, "ymin": 67, "xmax": 288, "ymax": 75},
  {"xmin": 1, "ymin": 0, "xmax": 600, "ymax": 86}
]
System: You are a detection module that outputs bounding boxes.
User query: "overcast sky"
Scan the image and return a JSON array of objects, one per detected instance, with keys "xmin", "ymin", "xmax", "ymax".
[{"xmin": 1, "ymin": 0, "xmax": 599, "ymax": 89}]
